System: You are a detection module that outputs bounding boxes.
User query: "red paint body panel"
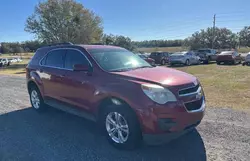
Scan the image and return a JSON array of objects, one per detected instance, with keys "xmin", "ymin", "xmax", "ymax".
[{"xmin": 26, "ymin": 45, "xmax": 205, "ymax": 136}]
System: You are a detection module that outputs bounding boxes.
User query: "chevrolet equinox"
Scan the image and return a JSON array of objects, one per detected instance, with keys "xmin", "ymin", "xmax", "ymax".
[{"xmin": 26, "ymin": 43, "xmax": 205, "ymax": 150}]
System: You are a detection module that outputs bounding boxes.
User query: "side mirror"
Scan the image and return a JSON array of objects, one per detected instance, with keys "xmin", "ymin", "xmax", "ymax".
[{"xmin": 73, "ymin": 64, "xmax": 90, "ymax": 72}]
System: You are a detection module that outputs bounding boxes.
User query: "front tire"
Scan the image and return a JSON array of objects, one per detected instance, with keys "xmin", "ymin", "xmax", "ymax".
[
  {"xmin": 161, "ymin": 59, "xmax": 166, "ymax": 65},
  {"xmin": 100, "ymin": 105, "xmax": 142, "ymax": 150},
  {"xmin": 29, "ymin": 86, "xmax": 46, "ymax": 112},
  {"xmin": 185, "ymin": 59, "xmax": 190, "ymax": 66}
]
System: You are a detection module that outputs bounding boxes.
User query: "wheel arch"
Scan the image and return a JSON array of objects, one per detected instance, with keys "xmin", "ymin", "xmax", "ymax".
[{"xmin": 97, "ymin": 97, "xmax": 134, "ymax": 116}]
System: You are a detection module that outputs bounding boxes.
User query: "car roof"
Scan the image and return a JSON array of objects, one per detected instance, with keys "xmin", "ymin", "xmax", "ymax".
[
  {"xmin": 80, "ymin": 45, "xmax": 123, "ymax": 50},
  {"xmin": 220, "ymin": 51, "xmax": 234, "ymax": 54}
]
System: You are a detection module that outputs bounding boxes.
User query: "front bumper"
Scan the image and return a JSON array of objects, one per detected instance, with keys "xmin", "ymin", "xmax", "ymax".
[{"xmin": 143, "ymin": 122, "xmax": 199, "ymax": 145}]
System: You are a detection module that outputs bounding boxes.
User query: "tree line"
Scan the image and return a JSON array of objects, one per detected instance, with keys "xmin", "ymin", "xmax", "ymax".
[{"xmin": 1, "ymin": 0, "xmax": 250, "ymax": 54}]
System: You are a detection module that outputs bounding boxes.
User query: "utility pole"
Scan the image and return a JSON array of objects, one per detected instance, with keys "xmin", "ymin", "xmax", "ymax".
[{"xmin": 212, "ymin": 14, "xmax": 216, "ymax": 49}]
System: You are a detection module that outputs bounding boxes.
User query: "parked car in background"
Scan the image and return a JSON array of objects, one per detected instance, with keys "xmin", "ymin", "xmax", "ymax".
[
  {"xmin": 16, "ymin": 57, "xmax": 22, "ymax": 62},
  {"xmin": 26, "ymin": 43, "xmax": 205, "ymax": 150},
  {"xmin": 149, "ymin": 51, "xmax": 170, "ymax": 65},
  {"xmin": 138, "ymin": 54, "xmax": 155, "ymax": 65},
  {"xmin": 1, "ymin": 58, "xmax": 10, "ymax": 66},
  {"xmin": 0, "ymin": 59, "xmax": 4, "ymax": 67},
  {"xmin": 242, "ymin": 53, "xmax": 250, "ymax": 66},
  {"xmin": 169, "ymin": 51, "xmax": 200, "ymax": 66},
  {"xmin": 216, "ymin": 51, "xmax": 242, "ymax": 65},
  {"xmin": 9, "ymin": 58, "xmax": 18, "ymax": 63},
  {"xmin": 196, "ymin": 49, "xmax": 217, "ymax": 64}
]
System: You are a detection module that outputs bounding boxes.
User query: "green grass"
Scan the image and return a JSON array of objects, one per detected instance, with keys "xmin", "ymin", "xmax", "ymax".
[
  {"xmin": 238, "ymin": 47, "xmax": 250, "ymax": 53},
  {"xmin": 172, "ymin": 63, "xmax": 250, "ymax": 110}
]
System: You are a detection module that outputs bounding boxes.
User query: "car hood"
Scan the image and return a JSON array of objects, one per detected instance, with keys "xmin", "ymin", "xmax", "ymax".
[{"xmin": 113, "ymin": 66, "xmax": 197, "ymax": 86}]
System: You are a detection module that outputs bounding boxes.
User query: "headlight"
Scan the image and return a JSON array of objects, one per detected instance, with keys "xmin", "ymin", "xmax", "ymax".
[{"xmin": 141, "ymin": 84, "xmax": 177, "ymax": 104}]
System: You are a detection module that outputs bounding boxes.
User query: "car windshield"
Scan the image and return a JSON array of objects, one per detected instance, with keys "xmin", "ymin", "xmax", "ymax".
[
  {"xmin": 198, "ymin": 50, "xmax": 211, "ymax": 53},
  {"xmin": 88, "ymin": 48, "xmax": 152, "ymax": 72}
]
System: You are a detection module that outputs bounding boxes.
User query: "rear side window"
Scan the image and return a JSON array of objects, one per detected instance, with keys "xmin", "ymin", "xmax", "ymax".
[
  {"xmin": 44, "ymin": 49, "xmax": 65, "ymax": 68},
  {"xmin": 64, "ymin": 49, "xmax": 89, "ymax": 69}
]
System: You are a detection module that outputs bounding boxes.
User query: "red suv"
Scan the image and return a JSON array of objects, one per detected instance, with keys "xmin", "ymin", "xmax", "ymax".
[{"xmin": 26, "ymin": 43, "xmax": 205, "ymax": 150}]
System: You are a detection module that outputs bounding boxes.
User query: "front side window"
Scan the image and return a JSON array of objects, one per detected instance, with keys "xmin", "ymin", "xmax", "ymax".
[
  {"xmin": 64, "ymin": 49, "xmax": 89, "ymax": 69},
  {"xmin": 88, "ymin": 48, "xmax": 151, "ymax": 72},
  {"xmin": 164, "ymin": 53, "xmax": 169, "ymax": 57},
  {"xmin": 44, "ymin": 49, "xmax": 65, "ymax": 68}
]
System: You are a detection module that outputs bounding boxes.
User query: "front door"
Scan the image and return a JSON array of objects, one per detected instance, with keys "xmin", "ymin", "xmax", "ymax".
[{"xmin": 61, "ymin": 49, "xmax": 96, "ymax": 111}]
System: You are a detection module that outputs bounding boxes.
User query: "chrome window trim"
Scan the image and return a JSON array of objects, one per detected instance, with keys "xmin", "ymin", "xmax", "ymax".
[{"xmin": 39, "ymin": 48, "xmax": 93, "ymax": 71}]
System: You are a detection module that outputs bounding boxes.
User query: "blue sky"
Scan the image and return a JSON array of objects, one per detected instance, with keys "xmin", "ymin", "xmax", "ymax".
[{"xmin": 0, "ymin": 0, "xmax": 249, "ymax": 42}]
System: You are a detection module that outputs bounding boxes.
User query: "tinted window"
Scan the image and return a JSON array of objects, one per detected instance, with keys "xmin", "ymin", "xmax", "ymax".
[
  {"xmin": 44, "ymin": 49, "xmax": 65, "ymax": 68},
  {"xmin": 65, "ymin": 49, "xmax": 89, "ymax": 69},
  {"xmin": 164, "ymin": 53, "xmax": 169, "ymax": 57},
  {"xmin": 150, "ymin": 52, "xmax": 161, "ymax": 57}
]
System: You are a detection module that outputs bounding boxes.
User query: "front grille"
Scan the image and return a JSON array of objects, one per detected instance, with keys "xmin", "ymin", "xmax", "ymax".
[
  {"xmin": 184, "ymin": 98, "xmax": 203, "ymax": 111},
  {"xmin": 179, "ymin": 85, "xmax": 199, "ymax": 96}
]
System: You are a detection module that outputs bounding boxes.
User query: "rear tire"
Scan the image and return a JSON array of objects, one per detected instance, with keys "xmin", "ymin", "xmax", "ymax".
[
  {"xmin": 217, "ymin": 61, "xmax": 221, "ymax": 65},
  {"xmin": 29, "ymin": 85, "xmax": 46, "ymax": 112},
  {"xmin": 100, "ymin": 105, "xmax": 142, "ymax": 150}
]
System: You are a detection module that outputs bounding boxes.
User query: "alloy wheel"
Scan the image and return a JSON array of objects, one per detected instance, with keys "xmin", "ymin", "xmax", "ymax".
[
  {"xmin": 105, "ymin": 112, "xmax": 129, "ymax": 144},
  {"xmin": 31, "ymin": 90, "xmax": 40, "ymax": 109}
]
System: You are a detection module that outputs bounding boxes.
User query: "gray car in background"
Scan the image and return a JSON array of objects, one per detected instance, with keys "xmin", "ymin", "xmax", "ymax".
[
  {"xmin": 169, "ymin": 51, "xmax": 200, "ymax": 66},
  {"xmin": 243, "ymin": 53, "xmax": 250, "ymax": 66}
]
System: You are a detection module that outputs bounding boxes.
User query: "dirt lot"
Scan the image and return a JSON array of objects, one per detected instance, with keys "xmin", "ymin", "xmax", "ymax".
[{"xmin": 0, "ymin": 75, "xmax": 250, "ymax": 161}]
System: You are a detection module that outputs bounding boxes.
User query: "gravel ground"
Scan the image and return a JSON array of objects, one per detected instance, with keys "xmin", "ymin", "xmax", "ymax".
[{"xmin": 0, "ymin": 75, "xmax": 249, "ymax": 161}]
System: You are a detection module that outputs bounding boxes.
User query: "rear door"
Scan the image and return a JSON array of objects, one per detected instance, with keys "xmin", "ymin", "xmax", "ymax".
[
  {"xmin": 190, "ymin": 52, "xmax": 198, "ymax": 64},
  {"xmin": 150, "ymin": 52, "xmax": 161, "ymax": 63},
  {"xmin": 186, "ymin": 52, "xmax": 194, "ymax": 64},
  {"xmin": 164, "ymin": 52, "xmax": 169, "ymax": 62},
  {"xmin": 40, "ymin": 49, "xmax": 66, "ymax": 101}
]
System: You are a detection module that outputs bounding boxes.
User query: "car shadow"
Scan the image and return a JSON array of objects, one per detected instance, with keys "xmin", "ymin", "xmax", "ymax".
[
  {"xmin": 217, "ymin": 63, "xmax": 242, "ymax": 66},
  {"xmin": 0, "ymin": 107, "xmax": 207, "ymax": 161}
]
